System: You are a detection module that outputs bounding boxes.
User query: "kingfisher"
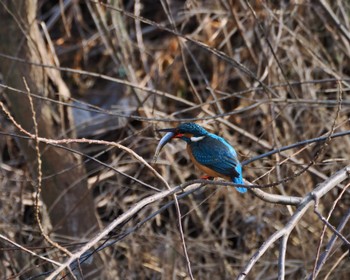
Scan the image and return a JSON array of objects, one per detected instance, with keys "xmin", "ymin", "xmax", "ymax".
[{"xmin": 154, "ymin": 123, "xmax": 246, "ymax": 193}]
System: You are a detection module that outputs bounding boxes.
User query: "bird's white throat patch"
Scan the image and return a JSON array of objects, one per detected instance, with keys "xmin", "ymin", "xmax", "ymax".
[{"xmin": 190, "ymin": 136, "xmax": 205, "ymax": 142}]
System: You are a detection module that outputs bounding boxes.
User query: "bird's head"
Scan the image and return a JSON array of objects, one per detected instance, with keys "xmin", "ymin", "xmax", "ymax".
[{"xmin": 153, "ymin": 123, "xmax": 208, "ymax": 162}]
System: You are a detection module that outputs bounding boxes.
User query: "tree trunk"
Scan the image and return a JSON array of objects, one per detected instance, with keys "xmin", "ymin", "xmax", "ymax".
[{"xmin": 0, "ymin": 1, "xmax": 105, "ymax": 278}]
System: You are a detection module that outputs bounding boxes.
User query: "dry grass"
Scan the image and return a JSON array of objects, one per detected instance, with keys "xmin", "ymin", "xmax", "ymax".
[{"xmin": 1, "ymin": 0, "xmax": 350, "ymax": 279}]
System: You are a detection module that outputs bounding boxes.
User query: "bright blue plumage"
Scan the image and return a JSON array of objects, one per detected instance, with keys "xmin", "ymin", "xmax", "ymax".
[{"xmin": 173, "ymin": 123, "xmax": 246, "ymax": 193}]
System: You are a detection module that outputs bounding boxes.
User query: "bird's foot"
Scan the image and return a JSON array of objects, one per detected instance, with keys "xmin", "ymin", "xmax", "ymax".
[{"xmin": 201, "ymin": 175, "xmax": 214, "ymax": 180}]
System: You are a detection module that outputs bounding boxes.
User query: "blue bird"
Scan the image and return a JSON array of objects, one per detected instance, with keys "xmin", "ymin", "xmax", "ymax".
[{"xmin": 154, "ymin": 123, "xmax": 246, "ymax": 193}]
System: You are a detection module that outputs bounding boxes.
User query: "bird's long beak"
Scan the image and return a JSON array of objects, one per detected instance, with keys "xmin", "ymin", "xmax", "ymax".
[{"xmin": 153, "ymin": 128, "xmax": 176, "ymax": 163}]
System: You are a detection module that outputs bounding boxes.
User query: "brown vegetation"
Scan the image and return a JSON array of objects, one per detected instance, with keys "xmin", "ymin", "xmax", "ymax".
[{"xmin": 0, "ymin": 1, "xmax": 349, "ymax": 279}]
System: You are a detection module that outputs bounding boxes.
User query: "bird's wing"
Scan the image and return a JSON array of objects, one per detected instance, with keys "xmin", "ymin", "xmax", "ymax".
[{"xmin": 190, "ymin": 136, "xmax": 240, "ymax": 178}]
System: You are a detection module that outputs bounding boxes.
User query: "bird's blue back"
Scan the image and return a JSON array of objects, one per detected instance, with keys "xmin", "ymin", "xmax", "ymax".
[{"xmin": 189, "ymin": 133, "xmax": 246, "ymax": 193}]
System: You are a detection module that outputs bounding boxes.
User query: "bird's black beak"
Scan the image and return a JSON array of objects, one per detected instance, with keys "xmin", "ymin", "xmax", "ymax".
[
  {"xmin": 153, "ymin": 128, "xmax": 177, "ymax": 163},
  {"xmin": 157, "ymin": 128, "xmax": 177, "ymax": 133}
]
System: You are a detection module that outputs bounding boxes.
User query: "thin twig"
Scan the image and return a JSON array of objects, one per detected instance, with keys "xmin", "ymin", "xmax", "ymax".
[
  {"xmin": 24, "ymin": 78, "xmax": 73, "ymax": 258},
  {"xmin": 0, "ymin": 233, "xmax": 61, "ymax": 266},
  {"xmin": 309, "ymin": 208, "xmax": 350, "ymax": 280}
]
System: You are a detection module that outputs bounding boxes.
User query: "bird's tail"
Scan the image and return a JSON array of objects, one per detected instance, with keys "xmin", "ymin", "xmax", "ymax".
[{"xmin": 232, "ymin": 164, "xmax": 246, "ymax": 193}]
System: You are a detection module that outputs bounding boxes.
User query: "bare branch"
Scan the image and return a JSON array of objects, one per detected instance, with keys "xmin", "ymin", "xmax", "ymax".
[{"xmin": 238, "ymin": 166, "xmax": 350, "ymax": 279}]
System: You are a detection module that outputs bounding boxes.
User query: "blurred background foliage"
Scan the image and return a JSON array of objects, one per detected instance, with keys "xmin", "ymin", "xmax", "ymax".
[{"xmin": 0, "ymin": 0, "xmax": 349, "ymax": 279}]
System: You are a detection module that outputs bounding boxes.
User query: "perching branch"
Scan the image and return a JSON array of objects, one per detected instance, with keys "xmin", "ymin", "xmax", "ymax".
[{"xmin": 46, "ymin": 182, "xmax": 203, "ymax": 279}]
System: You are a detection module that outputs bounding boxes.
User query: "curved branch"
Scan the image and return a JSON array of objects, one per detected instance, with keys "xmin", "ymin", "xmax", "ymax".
[
  {"xmin": 46, "ymin": 182, "xmax": 203, "ymax": 279},
  {"xmin": 238, "ymin": 166, "xmax": 350, "ymax": 279}
]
